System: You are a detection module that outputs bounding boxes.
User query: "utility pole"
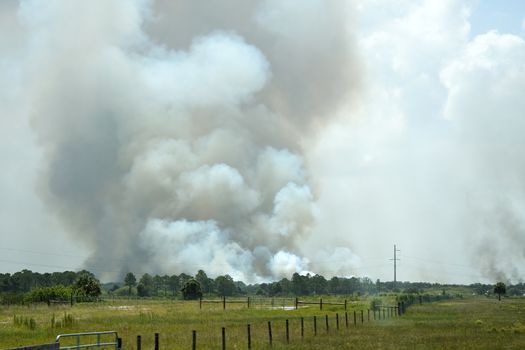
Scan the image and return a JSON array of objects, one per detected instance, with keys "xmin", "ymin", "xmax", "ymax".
[{"xmin": 390, "ymin": 244, "xmax": 400, "ymax": 290}]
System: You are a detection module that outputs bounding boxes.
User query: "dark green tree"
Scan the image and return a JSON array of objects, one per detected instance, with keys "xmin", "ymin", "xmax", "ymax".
[
  {"xmin": 153, "ymin": 275, "xmax": 164, "ymax": 296},
  {"xmin": 291, "ymin": 273, "xmax": 308, "ymax": 295},
  {"xmin": 310, "ymin": 274, "xmax": 327, "ymax": 295},
  {"xmin": 328, "ymin": 277, "xmax": 341, "ymax": 294},
  {"xmin": 162, "ymin": 275, "xmax": 170, "ymax": 295},
  {"xmin": 215, "ymin": 275, "xmax": 236, "ymax": 296},
  {"xmin": 137, "ymin": 273, "xmax": 154, "ymax": 297},
  {"xmin": 195, "ymin": 270, "xmax": 214, "ymax": 294},
  {"xmin": 494, "ymin": 282, "xmax": 506, "ymax": 301},
  {"xmin": 168, "ymin": 275, "xmax": 180, "ymax": 297},
  {"xmin": 269, "ymin": 282, "xmax": 283, "ymax": 296},
  {"xmin": 181, "ymin": 279, "xmax": 202, "ymax": 300},
  {"xmin": 124, "ymin": 272, "xmax": 136, "ymax": 297}
]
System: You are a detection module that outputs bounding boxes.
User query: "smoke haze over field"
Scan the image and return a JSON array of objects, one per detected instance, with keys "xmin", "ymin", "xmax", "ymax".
[{"xmin": 1, "ymin": 0, "xmax": 525, "ymax": 284}]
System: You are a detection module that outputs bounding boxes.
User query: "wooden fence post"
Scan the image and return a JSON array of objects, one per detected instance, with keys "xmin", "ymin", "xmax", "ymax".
[
  {"xmin": 345, "ymin": 311, "xmax": 348, "ymax": 328},
  {"xmin": 137, "ymin": 335, "xmax": 141, "ymax": 350},
  {"xmin": 154, "ymin": 332, "xmax": 159, "ymax": 350},
  {"xmin": 286, "ymin": 319, "xmax": 289, "ymax": 343},
  {"xmin": 325, "ymin": 314, "xmax": 329, "ymax": 333},
  {"xmin": 320, "ymin": 298, "xmax": 323, "ymax": 311},
  {"xmin": 199, "ymin": 297, "xmax": 202, "ymax": 309},
  {"xmin": 117, "ymin": 338, "xmax": 122, "ymax": 350},
  {"xmin": 367, "ymin": 309, "xmax": 370, "ymax": 322},
  {"xmin": 373, "ymin": 309, "xmax": 376, "ymax": 320},
  {"xmin": 192, "ymin": 330, "xmax": 196, "ymax": 350},
  {"xmin": 247, "ymin": 297, "xmax": 250, "ymax": 309},
  {"xmin": 353, "ymin": 311, "xmax": 357, "ymax": 326},
  {"xmin": 247, "ymin": 324, "xmax": 251, "ymax": 350},
  {"xmin": 223, "ymin": 296, "xmax": 226, "ymax": 310},
  {"xmin": 222, "ymin": 327, "xmax": 226, "ymax": 350},
  {"xmin": 314, "ymin": 316, "xmax": 317, "ymax": 336},
  {"xmin": 336, "ymin": 313, "xmax": 339, "ymax": 331},
  {"xmin": 361, "ymin": 310, "xmax": 364, "ymax": 323},
  {"xmin": 301, "ymin": 317, "xmax": 304, "ymax": 338},
  {"xmin": 295, "ymin": 297, "xmax": 298, "ymax": 310},
  {"xmin": 268, "ymin": 321, "xmax": 273, "ymax": 346},
  {"xmin": 344, "ymin": 299, "xmax": 347, "ymax": 310}
]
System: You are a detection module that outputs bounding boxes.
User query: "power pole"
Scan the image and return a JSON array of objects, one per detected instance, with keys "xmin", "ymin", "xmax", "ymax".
[{"xmin": 390, "ymin": 244, "xmax": 400, "ymax": 290}]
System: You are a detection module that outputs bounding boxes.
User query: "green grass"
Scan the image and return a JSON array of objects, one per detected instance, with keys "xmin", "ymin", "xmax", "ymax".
[{"xmin": 1, "ymin": 296, "xmax": 525, "ymax": 349}]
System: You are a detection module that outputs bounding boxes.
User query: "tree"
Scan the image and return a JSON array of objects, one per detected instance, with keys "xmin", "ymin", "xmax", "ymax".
[
  {"xmin": 494, "ymin": 282, "xmax": 506, "ymax": 301},
  {"xmin": 328, "ymin": 277, "xmax": 340, "ymax": 294},
  {"xmin": 269, "ymin": 282, "xmax": 282, "ymax": 297},
  {"xmin": 291, "ymin": 273, "xmax": 308, "ymax": 295},
  {"xmin": 181, "ymin": 279, "xmax": 202, "ymax": 300},
  {"xmin": 168, "ymin": 275, "xmax": 180, "ymax": 297},
  {"xmin": 161, "ymin": 275, "xmax": 170, "ymax": 295},
  {"xmin": 195, "ymin": 270, "xmax": 214, "ymax": 294},
  {"xmin": 215, "ymin": 275, "xmax": 236, "ymax": 296},
  {"xmin": 73, "ymin": 273, "xmax": 101, "ymax": 299},
  {"xmin": 124, "ymin": 272, "xmax": 136, "ymax": 297},
  {"xmin": 137, "ymin": 273, "xmax": 153, "ymax": 297},
  {"xmin": 310, "ymin": 274, "xmax": 327, "ymax": 295},
  {"xmin": 153, "ymin": 275, "xmax": 164, "ymax": 296}
]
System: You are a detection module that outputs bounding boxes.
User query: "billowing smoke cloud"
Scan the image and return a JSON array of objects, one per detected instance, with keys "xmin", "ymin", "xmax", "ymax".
[
  {"xmin": 4, "ymin": 0, "xmax": 524, "ymax": 284},
  {"xmin": 6, "ymin": 0, "xmax": 360, "ymax": 281}
]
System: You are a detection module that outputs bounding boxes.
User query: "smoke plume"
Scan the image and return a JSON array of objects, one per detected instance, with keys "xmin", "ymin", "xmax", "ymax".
[{"xmin": 9, "ymin": 0, "xmax": 360, "ymax": 281}]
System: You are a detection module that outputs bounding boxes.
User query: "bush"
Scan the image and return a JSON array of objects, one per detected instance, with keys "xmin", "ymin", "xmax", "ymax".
[{"xmin": 25, "ymin": 285, "xmax": 72, "ymax": 304}]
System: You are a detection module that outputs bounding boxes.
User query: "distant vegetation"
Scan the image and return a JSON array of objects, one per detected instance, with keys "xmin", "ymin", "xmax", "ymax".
[{"xmin": 1, "ymin": 269, "xmax": 524, "ymax": 305}]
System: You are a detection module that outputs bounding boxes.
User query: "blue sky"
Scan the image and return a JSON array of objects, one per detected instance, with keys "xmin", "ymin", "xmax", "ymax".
[{"xmin": 470, "ymin": 0, "xmax": 525, "ymax": 36}]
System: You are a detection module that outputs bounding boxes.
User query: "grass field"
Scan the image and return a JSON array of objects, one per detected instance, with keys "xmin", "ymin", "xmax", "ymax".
[{"xmin": 1, "ymin": 296, "xmax": 525, "ymax": 349}]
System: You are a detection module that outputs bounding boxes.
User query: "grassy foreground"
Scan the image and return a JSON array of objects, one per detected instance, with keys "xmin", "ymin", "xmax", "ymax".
[{"xmin": 1, "ymin": 297, "xmax": 525, "ymax": 349}]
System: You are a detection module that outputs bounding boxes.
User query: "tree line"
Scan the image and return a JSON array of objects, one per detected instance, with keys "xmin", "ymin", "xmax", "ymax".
[
  {"xmin": 1, "ymin": 269, "xmax": 523, "ymax": 303},
  {"xmin": 0, "ymin": 270, "xmax": 102, "ymax": 304},
  {"xmin": 0, "ymin": 269, "xmax": 99, "ymax": 294}
]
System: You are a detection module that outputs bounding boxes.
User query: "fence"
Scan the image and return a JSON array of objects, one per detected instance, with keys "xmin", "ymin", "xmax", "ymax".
[
  {"xmin": 140, "ymin": 296, "xmax": 458, "ymax": 348},
  {"xmin": 55, "ymin": 331, "xmax": 121, "ymax": 350},
  {"xmin": 199, "ymin": 296, "xmax": 298, "ymax": 310},
  {"xmin": 136, "ymin": 305, "xmax": 403, "ymax": 349},
  {"xmin": 199, "ymin": 296, "xmax": 358, "ymax": 311}
]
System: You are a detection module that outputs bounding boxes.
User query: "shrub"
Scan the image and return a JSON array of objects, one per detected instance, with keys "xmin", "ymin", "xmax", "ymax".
[{"xmin": 25, "ymin": 285, "xmax": 72, "ymax": 304}]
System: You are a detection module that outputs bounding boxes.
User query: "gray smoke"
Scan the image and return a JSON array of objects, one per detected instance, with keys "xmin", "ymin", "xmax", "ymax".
[{"xmin": 9, "ymin": 0, "xmax": 361, "ymax": 281}]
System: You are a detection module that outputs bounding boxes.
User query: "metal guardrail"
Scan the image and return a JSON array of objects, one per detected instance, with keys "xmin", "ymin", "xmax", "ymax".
[{"xmin": 55, "ymin": 331, "xmax": 120, "ymax": 350}]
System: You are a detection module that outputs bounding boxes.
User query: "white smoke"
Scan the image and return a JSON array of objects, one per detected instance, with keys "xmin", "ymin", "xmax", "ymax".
[
  {"xmin": 312, "ymin": 0, "xmax": 525, "ymax": 283},
  {"xmin": 2, "ymin": 0, "xmax": 361, "ymax": 282}
]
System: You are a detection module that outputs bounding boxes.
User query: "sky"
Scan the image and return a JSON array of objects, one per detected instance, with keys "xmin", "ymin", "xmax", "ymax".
[{"xmin": 1, "ymin": 0, "xmax": 525, "ymax": 285}]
